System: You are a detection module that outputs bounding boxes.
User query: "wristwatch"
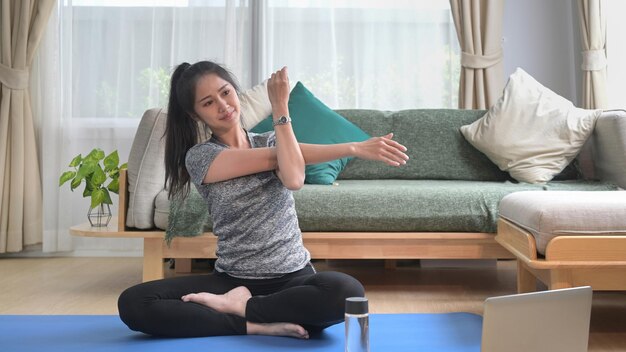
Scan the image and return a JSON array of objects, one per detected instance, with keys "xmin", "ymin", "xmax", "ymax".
[{"xmin": 273, "ymin": 115, "xmax": 292, "ymax": 126}]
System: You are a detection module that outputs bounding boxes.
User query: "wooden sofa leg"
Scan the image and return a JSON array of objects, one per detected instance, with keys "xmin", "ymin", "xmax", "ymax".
[
  {"xmin": 175, "ymin": 259, "xmax": 193, "ymax": 273},
  {"xmin": 549, "ymin": 269, "xmax": 574, "ymax": 290},
  {"xmin": 517, "ymin": 260, "xmax": 537, "ymax": 293},
  {"xmin": 143, "ymin": 238, "xmax": 165, "ymax": 282},
  {"xmin": 385, "ymin": 260, "xmax": 397, "ymax": 270}
]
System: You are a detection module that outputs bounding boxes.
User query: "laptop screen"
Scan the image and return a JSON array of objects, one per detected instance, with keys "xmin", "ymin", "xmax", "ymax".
[{"xmin": 481, "ymin": 286, "xmax": 592, "ymax": 352}]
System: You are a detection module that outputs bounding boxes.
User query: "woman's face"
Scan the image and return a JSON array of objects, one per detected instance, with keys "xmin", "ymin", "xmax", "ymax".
[{"xmin": 192, "ymin": 73, "xmax": 241, "ymax": 132}]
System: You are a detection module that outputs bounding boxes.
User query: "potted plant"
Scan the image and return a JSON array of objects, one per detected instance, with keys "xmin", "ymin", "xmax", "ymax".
[{"xmin": 59, "ymin": 148, "xmax": 127, "ymax": 227}]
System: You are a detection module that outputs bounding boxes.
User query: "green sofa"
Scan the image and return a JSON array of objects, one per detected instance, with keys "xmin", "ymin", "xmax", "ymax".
[{"xmin": 116, "ymin": 107, "xmax": 623, "ymax": 281}]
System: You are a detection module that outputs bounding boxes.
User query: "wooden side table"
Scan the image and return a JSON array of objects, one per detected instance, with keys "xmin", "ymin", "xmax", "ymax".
[{"xmin": 70, "ymin": 217, "xmax": 217, "ymax": 282}]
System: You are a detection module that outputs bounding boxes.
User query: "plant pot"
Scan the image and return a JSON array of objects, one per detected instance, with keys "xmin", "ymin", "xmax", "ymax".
[{"xmin": 88, "ymin": 204, "xmax": 112, "ymax": 227}]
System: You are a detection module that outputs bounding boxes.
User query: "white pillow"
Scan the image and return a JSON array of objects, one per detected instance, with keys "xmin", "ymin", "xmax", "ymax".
[
  {"xmin": 239, "ymin": 79, "xmax": 272, "ymax": 129},
  {"xmin": 460, "ymin": 68, "xmax": 602, "ymax": 183}
]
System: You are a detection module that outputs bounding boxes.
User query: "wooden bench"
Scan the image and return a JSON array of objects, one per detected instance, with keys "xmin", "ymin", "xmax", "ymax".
[
  {"xmin": 71, "ymin": 169, "xmax": 514, "ymax": 282},
  {"xmin": 496, "ymin": 218, "xmax": 626, "ymax": 293}
]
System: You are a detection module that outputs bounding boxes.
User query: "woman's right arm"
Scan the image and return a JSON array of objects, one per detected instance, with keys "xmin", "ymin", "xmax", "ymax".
[{"xmin": 202, "ymin": 148, "xmax": 278, "ymax": 184}]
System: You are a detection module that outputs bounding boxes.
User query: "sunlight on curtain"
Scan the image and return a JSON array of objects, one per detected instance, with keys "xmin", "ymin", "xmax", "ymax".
[
  {"xmin": 67, "ymin": 0, "xmax": 458, "ymax": 118},
  {"xmin": 68, "ymin": 0, "xmax": 252, "ymax": 119},
  {"xmin": 35, "ymin": 0, "xmax": 250, "ymax": 253},
  {"xmin": 34, "ymin": 0, "xmax": 458, "ymax": 254},
  {"xmin": 605, "ymin": 0, "xmax": 626, "ymax": 109},
  {"xmin": 265, "ymin": 0, "xmax": 460, "ymax": 109}
]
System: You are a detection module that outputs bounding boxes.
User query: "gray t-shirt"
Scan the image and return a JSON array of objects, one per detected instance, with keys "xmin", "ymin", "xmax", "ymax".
[{"xmin": 185, "ymin": 130, "xmax": 310, "ymax": 279}]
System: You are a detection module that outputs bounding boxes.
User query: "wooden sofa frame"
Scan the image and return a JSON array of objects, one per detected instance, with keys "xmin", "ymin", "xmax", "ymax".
[
  {"xmin": 71, "ymin": 169, "xmax": 514, "ymax": 282},
  {"xmin": 496, "ymin": 218, "xmax": 626, "ymax": 292}
]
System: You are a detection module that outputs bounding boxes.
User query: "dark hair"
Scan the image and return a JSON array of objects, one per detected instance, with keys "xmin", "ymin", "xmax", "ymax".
[{"xmin": 164, "ymin": 61, "xmax": 241, "ymax": 199}]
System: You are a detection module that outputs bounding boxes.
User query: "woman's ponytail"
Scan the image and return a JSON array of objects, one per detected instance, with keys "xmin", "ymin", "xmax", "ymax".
[{"xmin": 164, "ymin": 62, "xmax": 197, "ymax": 200}]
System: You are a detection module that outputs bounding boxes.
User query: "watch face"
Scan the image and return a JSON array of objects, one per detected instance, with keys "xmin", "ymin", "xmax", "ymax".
[{"xmin": 275, "ymin": 116, "xmax": 290, "ymax": 125}]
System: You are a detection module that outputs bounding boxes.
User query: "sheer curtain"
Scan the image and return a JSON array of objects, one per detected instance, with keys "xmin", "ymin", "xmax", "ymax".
[
  {"xmin": 605, "ymin": 0, "xmax": 626, "ymax": 109},
  {"xmin": 34, "ymin": 0, "xmax": 251, "ymax": 254},
  {"xmin": 33, "ymin": 0, "xmax": 458, "ymax": 255},
  {"xmin": 265, "ymin": 0, "xmax": 459, "ymax": 109}
]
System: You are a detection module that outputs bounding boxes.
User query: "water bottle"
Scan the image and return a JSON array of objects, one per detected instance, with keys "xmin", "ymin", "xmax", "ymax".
[{"xmin": 345, "ymin": 297, "xmax": 369, "ymax": 352}]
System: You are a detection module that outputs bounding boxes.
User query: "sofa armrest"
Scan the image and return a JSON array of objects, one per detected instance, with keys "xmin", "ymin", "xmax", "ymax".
[
  {"xmin": 592, "ymin": 109, "xmax": 626, "ymax": 189},
  {"xmin": 126, "ymin": 108, "xmax": 167, "ymax": 229}
]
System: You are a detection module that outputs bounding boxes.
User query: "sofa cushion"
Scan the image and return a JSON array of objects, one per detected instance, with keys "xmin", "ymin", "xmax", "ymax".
[
  {"xmin": 127, "ymin": 82, "xmax": 273, "ymax": 229},
  {"xmin": 460, "ymin": 68, "xmax": 601, "ymax": 184},
  {"xmin": 338, "ymin": 109, "xmax": 511, "ymax": 181},
  {"xmin": 499, "ymin": 191, "xmax": 626, "ymax": 255},
  {"xmin": 250, "ymin": 82, "xmax": 371, "ymax": 185},
  {"xmin": 156, "ymin": 180, "xmax": 618, "ymax": 234},
  {"xmin": 292, "ymin": 180, "xmax": 617, "ymax": 233}
]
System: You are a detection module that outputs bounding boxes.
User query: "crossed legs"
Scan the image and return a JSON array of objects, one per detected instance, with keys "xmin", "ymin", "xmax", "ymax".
[{"xmin": 118, "ymin": 264, "xmax": 364, "ymax": 338}]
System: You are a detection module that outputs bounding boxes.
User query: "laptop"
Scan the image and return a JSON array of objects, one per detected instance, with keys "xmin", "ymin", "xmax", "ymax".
[{"xmin": 481, "ymin": 286, "xmax": 592, "ymax": 352}]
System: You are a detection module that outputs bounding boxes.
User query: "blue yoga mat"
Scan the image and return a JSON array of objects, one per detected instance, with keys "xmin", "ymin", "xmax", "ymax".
[{"xmin": 0, "ymin": 313, "xmax": 482, "ymax": 352}]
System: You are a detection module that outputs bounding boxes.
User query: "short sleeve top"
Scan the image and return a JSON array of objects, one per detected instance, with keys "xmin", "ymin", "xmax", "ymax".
[{"xmin": 185, "ymin": 131, "xmax": 310, "ymax": 279}]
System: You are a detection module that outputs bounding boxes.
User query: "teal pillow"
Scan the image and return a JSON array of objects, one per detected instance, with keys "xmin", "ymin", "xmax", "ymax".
[{"xmin": 251, "ymin": 82, "xmax": 370, "ymax": 184}]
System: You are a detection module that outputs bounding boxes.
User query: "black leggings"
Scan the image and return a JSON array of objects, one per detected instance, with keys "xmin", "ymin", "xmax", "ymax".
[{"xmin": 117, "ymin": 263, "xmax": 365, "ymax": 337}]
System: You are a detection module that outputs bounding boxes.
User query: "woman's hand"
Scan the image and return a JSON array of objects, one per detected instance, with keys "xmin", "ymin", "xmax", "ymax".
[
  {"xmin": 267, "ymin": 66, "xmax": 291, "ymax": 114},
  {"xmin": 267, "ymin": 66, "xmax": 305, "ymax": 189},
  {"xmin": 354, "ymin": 133, "xmax": 409, "ymax": 167}
]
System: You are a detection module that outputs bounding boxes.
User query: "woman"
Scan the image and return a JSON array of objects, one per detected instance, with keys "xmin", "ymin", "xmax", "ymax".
[{"xmin": 118, "ymin": 61, "xmax": 409, "ymax": 339}]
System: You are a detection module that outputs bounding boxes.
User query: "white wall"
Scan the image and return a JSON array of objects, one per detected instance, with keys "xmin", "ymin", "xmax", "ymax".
[{"xmin": 502, "ymin": 0, "xmax": 582, "ymax": 106}]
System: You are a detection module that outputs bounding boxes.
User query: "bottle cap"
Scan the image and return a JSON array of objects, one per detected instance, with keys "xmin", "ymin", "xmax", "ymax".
[{"xmin": 345, "ymin": 297, "xmax": 368, "ymax": 314}]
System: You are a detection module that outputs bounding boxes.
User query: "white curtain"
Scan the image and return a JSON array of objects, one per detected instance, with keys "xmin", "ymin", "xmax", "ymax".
[
  {"xmin": 265, "ymin": 0, "xmax": 460, "ymax": 109},
  {"xmin": 32, "ymin": 0, "xmax": 458, "ymax": 255},
  {"xmin": 578, "ymin": 0, "xmax": 607, "ymax": 109},
  {"xmin": 605, "ymin": 0, "xmax": 626, "ymax": 109},
  {"xmin": 33, "ymin": 1, "xmax": 251, "ymax": 254}
]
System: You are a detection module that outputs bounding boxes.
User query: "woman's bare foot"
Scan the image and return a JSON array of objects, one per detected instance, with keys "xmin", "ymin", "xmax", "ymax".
[
  {"xmin": 247, "ymin": 321, "xmax": 309, "ymax": 339},
  {"xmin": 181, "ymin": 286, "xmax": 252, "ymax": 317}
]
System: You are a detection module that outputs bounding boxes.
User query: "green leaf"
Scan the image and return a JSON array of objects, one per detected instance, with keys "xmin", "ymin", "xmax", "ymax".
[
  {"xmin": 91, "ymin": 164, "xmax": 106, "ymax": 186},
  {"xmin": 70, "ymin": 177, "xmax": 82, "ymax": 191},
  {"xmin": 91, "ymin": 188, "xmax": 106, "ymax": 208},
  {"xmin": 85, "ymin": 148, "xmax": 105, "ymax": 161},
  {"xmin": 59, "ymin": 171, "xmax": 76, "ymax": 186},
  {"xmin": 76, "ymin": 162, "xmax": 96, "ymax": 181},
  {"xmin": 119, "ymin": 162, "xmax": 128, "ymax": 170},
  {"xmin": 103, "ymin": 151, "xmax": 119, "ymax": 172},
  {"xmin": 82, "ymin": 183, "xmax": 93, "ymax": 197},
  {"xmin": 102, "ymin": 188, "xmax": 113, "ymax": 204},
  {"xmin": 107, "ymin": 178, "xmax": 119, "ymax": 194},
  {"xmin": 68, "ymin": 154, "xmax": 82, "ymax": 167},
  {"xmin": 86, "ymin": 175, "xmax": 94, "ymax": 188}
]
